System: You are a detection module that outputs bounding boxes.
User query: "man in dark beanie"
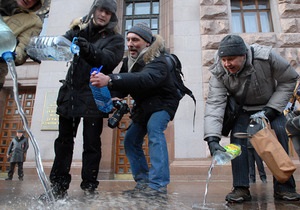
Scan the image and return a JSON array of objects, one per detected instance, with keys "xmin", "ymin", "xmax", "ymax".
[
  {"xmin": 90, "ymin": 23, "xmax": 180, "ymax": 198},
  {"xmin": 39, "ymin": 0, "xmax": 124, "ymax": 201},
  {"xmin": 204, "ymin": 34, "xmax": 300, "ymax": 202},
  {"xmin": 6, "ymin": 130, "xmax": 29, "ymax": 181}
]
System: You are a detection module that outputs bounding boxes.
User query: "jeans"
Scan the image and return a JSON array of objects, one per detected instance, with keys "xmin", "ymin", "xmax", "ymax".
[
  {"xmin": 231, "ymin": 111, "xmax": 296, "ymax": 193},
  {"xmin": 247, "ymin": 147, "xmax": 266, "ymax": 181},
  {"xmin": 124, "ymin": 110, "xmax": 171, "ymax": 191},
  {"xmin": 50, "ymin": 115, "xmax": 103, "ymax": 191}
]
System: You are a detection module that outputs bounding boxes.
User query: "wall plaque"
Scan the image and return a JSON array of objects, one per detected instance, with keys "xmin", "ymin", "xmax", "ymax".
[{"xmin": 41, "ymin": 92, "xmax": 59, "ymax": 130}]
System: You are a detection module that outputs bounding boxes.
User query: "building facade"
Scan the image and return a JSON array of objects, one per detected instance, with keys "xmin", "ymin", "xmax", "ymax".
[{"xmin": 0, "ymin": 0, "xmax": 299, "ymax": 178}]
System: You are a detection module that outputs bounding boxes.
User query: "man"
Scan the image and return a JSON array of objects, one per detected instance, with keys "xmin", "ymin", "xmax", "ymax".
[
  {"xmin": 90, "ymin": 22, "xmax": 180, "ymax": 197},
  {"xmin": 204, "ymin": 34, "xmax": 300, "ymax": 202},
  {"xmin": 0, "ymin": 0, "xmax": 44, "ymax": 90},
  {"xmin": 45, "ymin": 0, "xmax": 124, "ymax": 199},
  {"xmin": 6, "ymin": 130, "xmax": 29, "ymax": 181}
]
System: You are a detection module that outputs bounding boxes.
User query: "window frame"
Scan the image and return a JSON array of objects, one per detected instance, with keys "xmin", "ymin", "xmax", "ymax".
[{"xmin": 231, "ymin": 0, "xmax": 274, "ymax": 33}]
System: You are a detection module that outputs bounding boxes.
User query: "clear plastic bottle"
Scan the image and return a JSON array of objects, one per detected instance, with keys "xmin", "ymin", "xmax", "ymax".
[
  {"xmin": 26, "ymin": 36, "xmax": 79, "ymax": 61},
  {"xmin": 0, "ymin": 16, "xmax": 17, "ymax": 57},
  {"xmin": 213, "ymin": 143, "xmax": 241, "ymax": 165},
  {"xmin": 89, "ymin": 66, "xmax": 113, "ymax": 113}
]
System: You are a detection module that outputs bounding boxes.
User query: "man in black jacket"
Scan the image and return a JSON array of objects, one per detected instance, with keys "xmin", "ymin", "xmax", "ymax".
[
  {"xmin": 44, "ymin": 0, "xmax": 124, "ymax": 200},
  {"xmin": 90, "ymin": 23, "xmax": 180, "ymax": 198}
]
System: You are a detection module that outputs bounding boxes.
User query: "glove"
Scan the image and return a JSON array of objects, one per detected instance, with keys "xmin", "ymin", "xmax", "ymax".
[
  {"xmin": 205, "ymin": 136, "xmax": 226, "ymax": 156},
  {"xmin": 75, "ymin": 37, "xmax": 91, "ymax": 56},
  {"xmin": 262, "ymin": 107, "xmax": 279, "ymax": 122}
]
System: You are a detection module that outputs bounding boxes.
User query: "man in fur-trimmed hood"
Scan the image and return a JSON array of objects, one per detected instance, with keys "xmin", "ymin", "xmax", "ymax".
[
  {"xmin": 40, "ymin": 0, "xmax": 124, "ymax": 201},
  {"xmin": 90, "ymin": 22, "xmax": 180, "ymax": 197},
  {"xmin": 0, "ymin": 0, "xmax": 44, "ymax": 90}
]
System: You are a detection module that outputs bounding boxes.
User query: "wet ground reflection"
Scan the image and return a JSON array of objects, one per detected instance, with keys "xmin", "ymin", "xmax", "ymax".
[{"xmin": 1, "ymin": 174, "xmax": 300, "ymax": 209}]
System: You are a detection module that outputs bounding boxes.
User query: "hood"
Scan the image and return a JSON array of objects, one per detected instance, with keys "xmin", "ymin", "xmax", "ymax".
[
  {"xmin": 143, "ymin": 34, "xmax": 165, "ymax": 64},
  {"xmin": 84, "ymin": 0, "xmax": 118, "ymax": 30}
]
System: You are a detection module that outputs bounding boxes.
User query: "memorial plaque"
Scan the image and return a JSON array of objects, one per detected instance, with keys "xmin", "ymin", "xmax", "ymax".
[{"xmin": 41, "ymin": 92, "xmax": 59, "ymax": 130}]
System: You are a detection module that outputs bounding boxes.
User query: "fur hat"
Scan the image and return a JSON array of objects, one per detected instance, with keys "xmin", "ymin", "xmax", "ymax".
[
  {"xmin": 84, "ymin": 0, "xmax": 117, "ymax": 24},
  {"xmin": 127, "ymin": 22, "xmax": 153, "ymax": 44},
  {"xmin": 218, "ymin": 35, "xmax": 247, "ymax": 57}
]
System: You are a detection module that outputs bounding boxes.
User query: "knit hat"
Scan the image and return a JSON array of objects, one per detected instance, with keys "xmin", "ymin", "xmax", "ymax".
[
  {"xmin": 17, "ymin": 130, "xmax": 25, "ymax": 133},
  {"xmin": 84, "ymin": 0, "xmax": 117, "ymax": 23},
  {"xmin": 127, "ymin": 22, "xmax": 153, "ymax": 44},
  {"xmin": 218, "ymin": 35, "xmax": 247, "ymax": 57}
]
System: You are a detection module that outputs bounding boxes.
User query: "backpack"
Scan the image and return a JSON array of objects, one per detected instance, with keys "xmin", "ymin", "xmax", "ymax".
[{"xmin": 165, "ymin": 53, "xmax": 196, "ymax": 130}]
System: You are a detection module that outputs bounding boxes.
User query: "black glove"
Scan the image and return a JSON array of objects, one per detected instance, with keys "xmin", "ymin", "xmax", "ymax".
[
  {"xmin": 75, "ymin": 37, "xmax": 91, "ymax": 56},
  {"xmin": 262, "ymin": 107, "xmax": 279, "ymax": 122},
  {"xmin": 205, "ymin": 136, "xmax": 226, "ymax": 156}
]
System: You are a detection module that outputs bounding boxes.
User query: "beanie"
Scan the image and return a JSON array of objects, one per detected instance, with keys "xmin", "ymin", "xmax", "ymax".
[
  {"xmin": 127, "ymin": 22, "xmax": 153, "ymax": 44},
  {"xmin": 218, "ymin": 35, "xmax": 247, "ymax": 57}
]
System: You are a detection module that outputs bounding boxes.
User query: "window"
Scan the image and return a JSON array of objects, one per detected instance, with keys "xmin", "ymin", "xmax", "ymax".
[
  {"xmin": 231, "ymin": 0, "xmax": 273, "ymax": 33},
  {"xmin": 124, "ymin": 0, "xmax": 159, "ymax": 48}
]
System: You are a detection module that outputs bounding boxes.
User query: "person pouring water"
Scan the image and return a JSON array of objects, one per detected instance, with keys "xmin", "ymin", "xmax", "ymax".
[
  {"xmin": 203, "ymin": 34, "xmax": 300, "ymax": 203},
  {"xmin": 0, "ymin": 0, "xmax": 44, "ymax": 90}
]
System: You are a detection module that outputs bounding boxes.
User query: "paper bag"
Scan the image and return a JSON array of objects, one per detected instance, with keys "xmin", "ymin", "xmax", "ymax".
[{"xmin": 250, "ymin": 119, "xmax": 296, "ymax": 183}]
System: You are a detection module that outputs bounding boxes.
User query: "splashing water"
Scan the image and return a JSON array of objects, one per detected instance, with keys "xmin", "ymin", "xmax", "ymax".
[{"xmin": 5, "ymin": 54, "xmax": 55, "ymax": 203}]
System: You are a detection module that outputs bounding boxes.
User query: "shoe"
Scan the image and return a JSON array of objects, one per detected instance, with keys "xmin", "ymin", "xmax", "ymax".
[
  {"xmin": 225, "ymin": 187, "xmax": 252, "ymax": 203},
  {"xmin": 249, "ymin": 179, "xmax": 255, "ymax": 184},
  {"xmin": 123, "ymin": 182, "xmax": 148, "ymax": 195},
  {"xmin": 5, "ymin": 177, "xmax": 12, "ymax": 180},
  {"xmin": 261, "ymin": 178, "xmax": 267, "ymax": 183},
  {"xmin": 132, "ymin": 186, "xmax": 167, "ymax": 199},
  {"xmin": 274, "ymin": 191, "xmax": 300, "ymax": 201},
  {"xmin": 38, "ymin": 186, "xmax": 68, "ymax": 201},
  {"xmin": 81, "ymin": 183, "xmax": 99, "ymax": 197},
  {"xmin": 19, "ymin": 177, "xmax": 23, "ymax": 181}
]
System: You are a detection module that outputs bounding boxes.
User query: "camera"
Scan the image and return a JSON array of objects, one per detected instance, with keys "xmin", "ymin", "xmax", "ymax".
[{"xmin": 108, "ymin": 101, "xmax": 130, "ymax": 128}]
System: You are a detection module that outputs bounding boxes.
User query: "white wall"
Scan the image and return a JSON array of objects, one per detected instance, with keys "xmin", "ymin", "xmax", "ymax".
[{"xmin": 173, "ymin": 0, "xmax": 207, "ymax": 158}]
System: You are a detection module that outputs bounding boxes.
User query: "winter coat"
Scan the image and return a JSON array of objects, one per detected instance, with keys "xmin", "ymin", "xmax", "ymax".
[
  {"xmin": 204, "ymin": 43, "xmax": 299, "ymax": 139},
  {"xmin": 109, "ymin": 35, "xmax": 180, "ymax": 125},
  {"xmin": 0, "ymin": 0, "xmax": 44, "ymax": 65},
  {"xmin": 56, "ymin": 6, "xmax": 124, "ymax": 118},
  {"xmin": 7, "ymin": 135, "xmax": 29, "ymax": 163}
]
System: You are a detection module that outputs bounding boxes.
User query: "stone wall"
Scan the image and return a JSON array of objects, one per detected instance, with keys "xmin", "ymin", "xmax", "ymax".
[{"xmin": 200, "ymin": 0, "xmax": 300, "ymax": 99}]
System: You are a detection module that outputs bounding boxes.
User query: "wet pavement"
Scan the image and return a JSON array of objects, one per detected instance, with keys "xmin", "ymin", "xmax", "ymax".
[{"xmin": 1, "ymin": 160, "xmax": 300, "ymax": 210}]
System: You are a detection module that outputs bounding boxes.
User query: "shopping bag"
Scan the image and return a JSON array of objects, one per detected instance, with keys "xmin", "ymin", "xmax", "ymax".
[{"xmin": 250, "ymin": 119, "xmax": 296, "ymax": 183}]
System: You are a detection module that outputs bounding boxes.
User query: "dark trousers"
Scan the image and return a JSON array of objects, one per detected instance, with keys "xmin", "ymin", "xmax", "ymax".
[
  {"xmin": 231, "ymin": 112, "xmax": 296, "ymax": 193},
  {"xmin": 248, "ymin": 147, "xmax": 266, "ymax": 181},
  {"xmin": 50, "ymin": 115, "xmax": 103, "ymax": 191},
  {"xmin": 8, "ymin": 162, "xmax": 24, "ymax": 178}
]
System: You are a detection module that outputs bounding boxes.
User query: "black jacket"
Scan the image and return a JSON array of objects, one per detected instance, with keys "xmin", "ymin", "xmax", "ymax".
[
  {"xmin": 109, "ymin": 35, "xmax": 180, "ymax": 124},
  {"xmin": 56, "ymin": 19, "xmax": 124, "ymax": 118}
]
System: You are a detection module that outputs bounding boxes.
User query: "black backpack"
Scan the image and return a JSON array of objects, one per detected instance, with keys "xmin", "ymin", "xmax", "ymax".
[{"xmin": 165, "ymin": 53, "xmax": 196, "ymax": 130}]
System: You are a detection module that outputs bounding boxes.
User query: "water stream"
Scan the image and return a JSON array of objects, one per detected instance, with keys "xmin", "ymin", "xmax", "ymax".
[{"xmin": 5, "ymin": 57, "xmax": 55, "ymax": 203}]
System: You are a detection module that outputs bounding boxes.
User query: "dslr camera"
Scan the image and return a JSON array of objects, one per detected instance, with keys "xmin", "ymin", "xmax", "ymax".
[{"xmin": 108, "ymin": 101, "xmax": 130, "ymax": 128}]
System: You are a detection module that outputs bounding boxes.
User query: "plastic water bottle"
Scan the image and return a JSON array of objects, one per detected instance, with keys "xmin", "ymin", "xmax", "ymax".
[
  {"xmin": 89, "ymin": 66, "xmax": 113, "ymax": 113},
  {"xmin": 26, "ymin": 36, "xmax": 79, "ymax": 61},
  {"xmin": 0, "ymin": 16, "xmax": 16, "ymax": 58},
  {"xmin": 213, "ymin": 143, "xmax": 241, "ymax": 165}
]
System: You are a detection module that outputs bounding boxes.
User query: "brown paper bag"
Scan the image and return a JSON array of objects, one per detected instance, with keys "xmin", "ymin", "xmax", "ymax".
[{"xmin": 250, "ymin": 119, "xmax": 296, "ymax": 183}]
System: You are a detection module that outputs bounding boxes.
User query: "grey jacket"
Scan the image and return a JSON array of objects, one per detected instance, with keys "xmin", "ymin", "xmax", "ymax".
[
  {"xmin": 7, "ymin": 135, "xmax": 29, "ymax": 162},
  {"xmin": 204, "ymin": 43, "xmax": 299, "ymax": 139}
]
